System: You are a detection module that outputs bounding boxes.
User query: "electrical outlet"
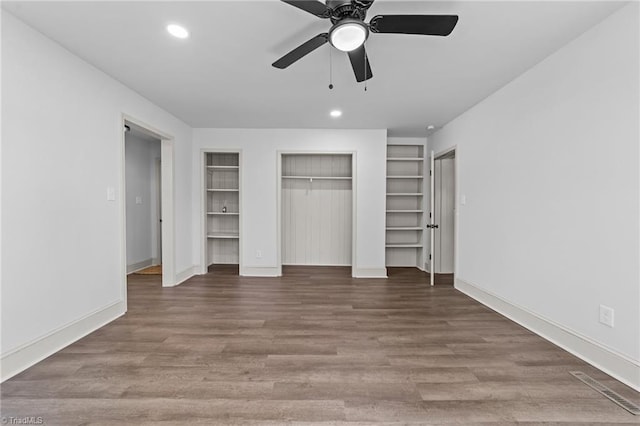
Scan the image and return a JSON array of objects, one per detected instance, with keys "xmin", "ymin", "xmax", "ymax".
[
  {"xmin": 256, "ymin": 250, "xmax": 262, "ymax": 259},
  {"xmin": 599, "ymin": 305, "xmax": 614, "ymax": 328}
]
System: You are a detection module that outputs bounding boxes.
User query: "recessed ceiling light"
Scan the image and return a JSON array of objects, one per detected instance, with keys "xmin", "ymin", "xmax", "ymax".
[
  {"xmin": 330, "ymin": 110, "xmax": 342, "ymax": 118},
  {"xmin": 427, "ymin": 125, "xmax": 435, "ymax": 130},
  {"xmin": 167, "ymin": 24, "xmax": 189, "ymax": 39}
]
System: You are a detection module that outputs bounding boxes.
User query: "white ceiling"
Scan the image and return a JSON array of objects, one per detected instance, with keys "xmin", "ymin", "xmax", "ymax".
[{"xmin": 3, "ymin": 1, "xmax": 625, "ymax": 136}]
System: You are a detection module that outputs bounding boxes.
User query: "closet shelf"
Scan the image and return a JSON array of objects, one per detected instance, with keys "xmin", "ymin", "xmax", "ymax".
[
  {"xmin": 207, "ymin": 232, "xmax": 239, "ymax": 239},
  {"xmin": 207, "ymin": 165, "xmax": 239, "ymax": 170},
  {"xmin": 207, "ymin": 212, "xmax": 239, "ymax": 216},
  {"xmin": 387, "ymin": 193, "xmax": 423, "ymax": 196},
  {"xmin": 386, "ymin": 227, "xmax": 424, "ymax": 231},
  {"xmin": 282, "ymin": 176, "xmax": 352, "ymax": 180},
  {"xmin": 385, "ymin": 243, "xmax": 423, "ymax": 248},
  {"xmin": 207, "ymin": 189, "xmax": 239, "ymax": 192},
  {"xmin": 386, "ymin": 210, "xmax": 423, "ymax": 214},
  {"xmin": 387, "ymin": 157, "xmax": 425, "ymax": 162},
  {"xmin": 387, "ymin": 176, "xmax": 424, "ymax": 179}
]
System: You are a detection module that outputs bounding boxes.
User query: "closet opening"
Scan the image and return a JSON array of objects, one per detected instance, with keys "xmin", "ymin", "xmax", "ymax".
[
  {"xmin": 202, "ymin": 151, "xmax": 242, "ymax": 276},
  {"xmin": 278, "ymin": 153, "xmax": 355, "ymax": 277},
  {"xmin": 385, "ymin": 143, "xmax": 426, "ymax": 271}
]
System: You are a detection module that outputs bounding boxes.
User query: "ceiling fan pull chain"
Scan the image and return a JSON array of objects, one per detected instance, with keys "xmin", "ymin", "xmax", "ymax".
[
  {"xmin": 328, "ymin": 46, "xmax": 334, "ymax": 90},
  {"xmin": 364, "ymin": 46, "xmax": 368, "ymax": 92}
]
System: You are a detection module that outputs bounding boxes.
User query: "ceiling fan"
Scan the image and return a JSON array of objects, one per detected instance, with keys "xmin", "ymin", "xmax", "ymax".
[{"xmin": 272, "ymin": 0, "xmax": 459, "ymax": 83}]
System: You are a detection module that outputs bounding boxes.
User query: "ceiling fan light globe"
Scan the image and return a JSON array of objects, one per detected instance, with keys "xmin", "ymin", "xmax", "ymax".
[{"xmin": 329, "ymin": 21, "xmax": 368, "ymax": 52}]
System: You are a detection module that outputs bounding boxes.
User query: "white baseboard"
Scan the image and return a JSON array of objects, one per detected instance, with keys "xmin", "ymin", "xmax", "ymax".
[
  {"xmin": 126, "ymin": 258, "xmax": 153, "ymax": 274},
  {"xmin": 175, "ymin": 265, "xmax": 197, "ymax": 285},
  {"xmin": 455, "ymin": 278, "xmax": 640, "ymax": 392},
  {"xmin": 353, "ymin": 267, "xmax": 388, "ymax": 278},
  {"xmin": 240, "ymin": 266, "xmax": 281, "ymax": 277},
  {"xmin": 1, "ymin": 300, "xmax": 125, "ymax": 382}
]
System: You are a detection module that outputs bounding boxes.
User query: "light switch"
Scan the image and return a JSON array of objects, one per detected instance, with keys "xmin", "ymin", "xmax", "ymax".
[
  {"xmin": 135, "ymin": 196, "xmax": 142, "ymax": 204},
  {"xmin": 107, "ymin": 187, "xmax": 116, "ymax": 201},
  {"xmin": 461, "ymin": 194, "xmax": 466, "ymax": 205}
]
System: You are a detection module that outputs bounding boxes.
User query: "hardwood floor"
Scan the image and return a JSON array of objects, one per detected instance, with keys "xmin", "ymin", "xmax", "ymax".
[
  {"xmin": 433, "ymin": 273, "xmax": 454, "ymax": 286},
  {"xmin": 2, "ymin": 266, "xmax": 638, "ymax": 425}
]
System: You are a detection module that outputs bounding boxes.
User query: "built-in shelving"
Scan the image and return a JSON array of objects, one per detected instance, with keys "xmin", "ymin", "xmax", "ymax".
[
  {"xmin": 205, "ymin": 152, "xmax": 240, "ymax": 268},
  {"xmin": 385, "ymin": 143, "xmax": 426, "ymax": 268}
]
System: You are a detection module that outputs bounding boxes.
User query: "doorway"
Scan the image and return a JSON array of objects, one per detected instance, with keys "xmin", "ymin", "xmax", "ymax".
[
  {"xmin": 121, "ymin": 116, "xmax": 175, "ymax": 293},
  {"xmin": 125, "ymin": 123, "xmax": 162, "ymax": 276},
  {"xmin": 428, "ymin": 148, "xmax": 456, "ymax": 286}
]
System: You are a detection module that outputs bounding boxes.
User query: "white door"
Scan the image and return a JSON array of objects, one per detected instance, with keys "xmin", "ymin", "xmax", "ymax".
[
  {"xmin": 428, "ymin": 151, "xmax": 436, "ymax": 286},
  {"xmin": 434, "ymin": 158, "xmax": 455, "ymax": 273},
  {"xmin": 156, "ymin": 158, "xmax": 162, "ymax": 264}
]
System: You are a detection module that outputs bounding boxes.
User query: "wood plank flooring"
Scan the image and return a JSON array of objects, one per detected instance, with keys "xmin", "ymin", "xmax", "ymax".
[{"xmin": 2, "ymin": 266, "xmax": 639, "ymax": 425}]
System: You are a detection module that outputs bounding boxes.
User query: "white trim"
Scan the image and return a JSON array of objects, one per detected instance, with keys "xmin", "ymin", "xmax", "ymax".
[
  {"xmin": 159, "ymin": 137, "xmax": 175, "ymax": 288},
  {"xmin": 1, "ymin": 301, "xmax": 125, "ymax": 382},
  {"xmin": 351, "ymin": 152, "xmax": 358, "ymax": 278},
  {"xmin": 353, "ymin": 268, "xmax": 388, "ymax": 278},
  {"xmin": 240, "ymin": 266, "xmax": 281, "ymax": 277},
  {"xmin": 455, "ymin": 278, "xmax": 640, "ymax": 392},
  {"xmin": 126, "ymin": 258, "xmax": 154, "ymax": 274},
  {"xmin": 276, "ymin": 152, "xmax": 283, "ymax": 277},
  {"xmin": 200, "ymin": 150, "xmax": 207, "ymax": 275},
  {"xmin": 283, "ymin": 263, "xmax": 352, "ymax": 267},
  {"xmin": 175, "ymin": 265, "xmax": 198, "ymax": 285},
  {"xmin": 428, "ymin": 150, "xmax": 435, "ymax": 285}
]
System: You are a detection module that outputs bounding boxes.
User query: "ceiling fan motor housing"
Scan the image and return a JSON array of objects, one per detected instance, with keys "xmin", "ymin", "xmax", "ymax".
[{"xmin": 327, "ymin": 0, "xmax": 373, "ymax": 23}]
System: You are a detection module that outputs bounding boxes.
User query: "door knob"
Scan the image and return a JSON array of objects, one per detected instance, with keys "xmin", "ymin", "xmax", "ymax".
[{"xmin": 426, "ymin": 224, "xmax": 439, "ymax": 229}]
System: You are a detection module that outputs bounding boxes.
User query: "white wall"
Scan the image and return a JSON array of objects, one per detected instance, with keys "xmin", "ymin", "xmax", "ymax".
[
  {"xmin": 1, "ymin": 12, "xmax": 193, "ymax": 380},
  {"xmin": 125, "ymin": 133, "xmax": 161, "ymax": 270},
  {"xmin": 192, "ymin": 129, "xmax": 388, "ymax": 277},
  {"xmin": 429, "ymin": 4, "xmax": 639, "ymax": 389}
]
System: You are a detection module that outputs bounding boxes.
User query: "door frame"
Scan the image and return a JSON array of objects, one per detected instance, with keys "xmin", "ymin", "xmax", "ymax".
[
  {"xmin": 120, "ymin": 114, "xmax": 176, "ymax": 299},
  {"xmin": 154, "ymin": 157, "xmax": 162, "ymax": 265},
  {"xmin": 276, "ymin": 150, "xmax": 357, "ymax": 277},
  {"xmin": 428, "ymin": 146, "xmax": 458, "ymax": 286}
]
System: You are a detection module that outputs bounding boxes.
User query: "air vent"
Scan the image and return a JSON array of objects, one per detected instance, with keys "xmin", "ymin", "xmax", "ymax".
[{"xmin": 570, "ymin": 371, "xmax": 640, "ymax": 415}]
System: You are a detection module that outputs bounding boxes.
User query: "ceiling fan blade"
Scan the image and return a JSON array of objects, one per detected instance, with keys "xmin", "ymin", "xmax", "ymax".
[
  {"xmin": 369, "ymin": 15, "xmax": 459, "ymax": 36},
  {"xmin": 347, "ymin": 45, "xmax": 373, "ymax": 83},
  {"xmin": 281, "ymin": 0, "xmax": 331, "ymax": 18},
  {"xmin": 272, "ymin": 33, "xmax": 329, "ymax": 69}
]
